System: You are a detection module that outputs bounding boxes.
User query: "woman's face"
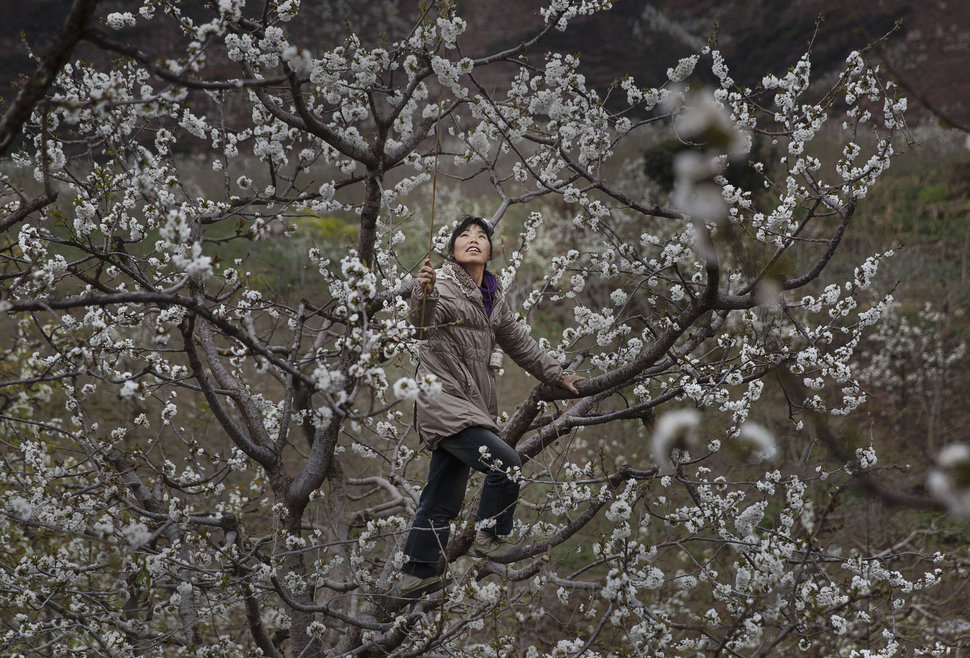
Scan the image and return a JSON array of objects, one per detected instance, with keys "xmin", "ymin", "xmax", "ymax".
[{"xmin": 452, "ymin": 223, "xmax": 490, "ymax": 266}]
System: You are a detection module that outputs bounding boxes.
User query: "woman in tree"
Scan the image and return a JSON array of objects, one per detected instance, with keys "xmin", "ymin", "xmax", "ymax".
[{"xmin": 399, "ymin": 215, "xmax": 584, "ymax": 597}]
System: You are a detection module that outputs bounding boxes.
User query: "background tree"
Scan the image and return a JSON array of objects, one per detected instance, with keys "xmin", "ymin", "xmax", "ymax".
[{"xmin": 0, "ymin": 1, "xmax": 963, "ymax": 656}]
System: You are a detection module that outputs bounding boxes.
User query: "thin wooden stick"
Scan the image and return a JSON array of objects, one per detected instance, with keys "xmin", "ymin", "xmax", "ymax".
[
  {"xmin": 427, "ymin": 83, "xmax": 444, "ymax": 260},
  {"xmin": 419, "ymin": 66, "xmax": 446, "ymax": 334}
]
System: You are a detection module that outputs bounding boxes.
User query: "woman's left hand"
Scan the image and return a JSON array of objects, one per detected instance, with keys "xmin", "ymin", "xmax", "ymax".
[{"xmin": 559, "ymin": 374, "xmax": 585, "ymax": 395}]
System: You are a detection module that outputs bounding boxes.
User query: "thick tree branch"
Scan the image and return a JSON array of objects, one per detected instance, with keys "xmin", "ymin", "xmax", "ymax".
[
  {"xmin": 180, "ymin": 315, "xmax": 277, "ymax": 468},
  {"xmin": 0, "ymin": 191, "xmax": 58, "ymax": 233},
  {"xmin": 0, "ymin": 0, "xmax": 99, "ymax": 155}
]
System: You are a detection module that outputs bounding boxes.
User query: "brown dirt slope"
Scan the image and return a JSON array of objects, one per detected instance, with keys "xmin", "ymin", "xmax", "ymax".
[
  {"xmin": 2, "ymin": 1, "xmax": 967, "ymax": 127},
  {"xmin": 453, "ymin": 0, "xmax": 970, "ymax": 127}
]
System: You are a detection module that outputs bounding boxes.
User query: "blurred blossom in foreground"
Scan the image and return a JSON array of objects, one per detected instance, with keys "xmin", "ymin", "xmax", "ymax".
[
  {"xmin": 651, "ymin": 408, "xmax": 701, "ymax": 473},
  {"xmin": 926, "ymin": 443, "xmax": 970, "ymax": 517},
  {"xmin": 672, "ymin": 88, "xmax": 749, "ymax": 159},
  {"xmin": 737, "ymin": 421, "xmax": 779, "ymax": 464},
  {"xmin": 668, "ymin": 88, "xmax": 749, "ymax": 224},
  {"xmin": 672, "ymin": 152, "xmax": 727, "ymax": 223}
]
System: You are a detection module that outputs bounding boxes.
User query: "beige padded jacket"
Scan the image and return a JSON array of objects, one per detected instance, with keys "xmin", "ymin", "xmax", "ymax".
[{"xmin": 409, "ymin": 260, "xmax": 564, "ymax": 449}]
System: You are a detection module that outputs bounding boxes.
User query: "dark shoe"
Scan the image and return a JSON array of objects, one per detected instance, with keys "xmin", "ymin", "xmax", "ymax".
[
  {"xmin": 398, "ymin": 572, "xmax": 445, "ymax": 599},
  {"xmin": 472, "ymin": 530, "xmax": 516, "ymax": 560}
]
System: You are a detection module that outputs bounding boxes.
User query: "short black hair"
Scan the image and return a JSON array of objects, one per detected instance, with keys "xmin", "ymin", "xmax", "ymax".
[{"xmin": 447, "ymin": 215, "xmax": 493, "ymax": 258}]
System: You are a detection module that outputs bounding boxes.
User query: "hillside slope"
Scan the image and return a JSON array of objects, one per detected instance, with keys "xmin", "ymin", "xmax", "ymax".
[
  {"xmin": 454, "ymin": 0, "xmax": 969, "ymax": 126},
  {"xmin": 1, "ymin": 1, "xmax": 966, "ymax": 126}
]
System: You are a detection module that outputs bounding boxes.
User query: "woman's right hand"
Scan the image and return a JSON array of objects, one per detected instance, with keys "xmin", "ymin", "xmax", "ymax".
[{"xmin": 417, "ymin": 259, "xmax": 436, "ymax": 294}]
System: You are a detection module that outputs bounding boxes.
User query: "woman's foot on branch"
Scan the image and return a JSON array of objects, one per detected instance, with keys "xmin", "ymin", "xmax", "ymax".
[
  {"xmin": 473, "ymin": 530, "xmax": 517, "ymax": 560},
  {"xmin": 397, "ymin": 572, "xmax": 446, "ymax": 599}
]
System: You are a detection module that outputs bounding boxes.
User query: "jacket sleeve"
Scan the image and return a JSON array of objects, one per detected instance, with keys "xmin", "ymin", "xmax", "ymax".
[
  {"xmin": 494, "ymin": 301, "xmax": 564, "ymax": 386},
  {"xmin": 409, "ymin": 280, "xmax": 441, "ymax": 340}
]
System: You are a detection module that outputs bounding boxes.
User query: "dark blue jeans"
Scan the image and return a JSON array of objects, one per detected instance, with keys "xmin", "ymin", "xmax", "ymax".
[{"xmin": 402, "ymin": 426, "xmax": 522, "ymax": 577}]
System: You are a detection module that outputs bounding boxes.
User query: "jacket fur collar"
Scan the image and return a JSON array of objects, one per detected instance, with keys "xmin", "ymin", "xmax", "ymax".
[{"xmin": 439, "ymin": 259, "xmax": 502, "ymax": 294}]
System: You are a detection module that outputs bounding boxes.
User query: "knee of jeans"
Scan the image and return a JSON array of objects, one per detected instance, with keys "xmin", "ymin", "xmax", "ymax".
[
  {"xmin": 494, "ymin": 447, "xmax": 521, "ymax": 472},
  {"xmin": 415, "ymin": 500, "xmax": 456, "ymax": 523},
  {"xmin": 427, "ymin": 503, "xmax": 461, "ymax": 524},
  {"xmin": 426, "ymin": 516, "xmax": 451, "ymax": 530}
]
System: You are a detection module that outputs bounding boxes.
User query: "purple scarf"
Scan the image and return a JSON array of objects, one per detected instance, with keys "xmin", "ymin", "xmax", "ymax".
[{"xmin": 479, "ymin": 269, "xmax": 498, "ymax": 317}]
